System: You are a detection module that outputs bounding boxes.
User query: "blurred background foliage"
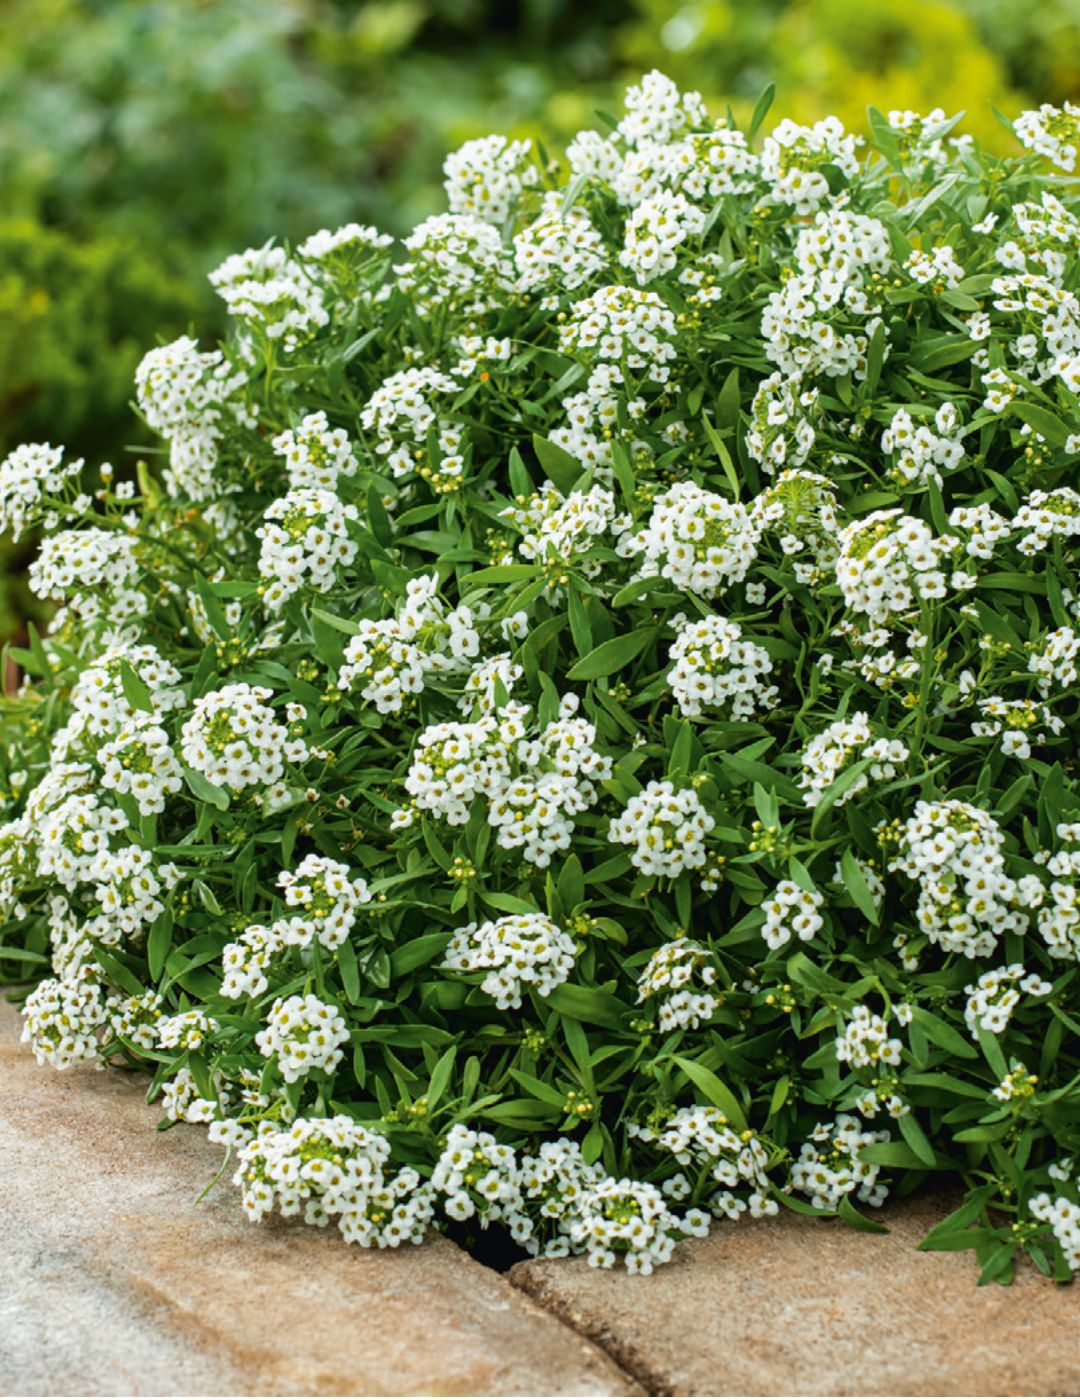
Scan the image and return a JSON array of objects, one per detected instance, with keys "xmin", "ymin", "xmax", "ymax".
[{"xmin": 1, "ymin": 0, "xmax": 1078, "ymax": 642}]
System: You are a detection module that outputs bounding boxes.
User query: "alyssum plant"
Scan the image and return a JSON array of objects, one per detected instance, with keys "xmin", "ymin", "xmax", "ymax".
[{"xmin": 3, "ymin": 75, "xmax": 1080, "ymax": 1280}]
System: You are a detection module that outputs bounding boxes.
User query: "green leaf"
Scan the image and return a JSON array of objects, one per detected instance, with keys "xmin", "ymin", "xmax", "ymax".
[
  {"xmin": 1011, "ymin": 401, "xmax": 1070, "ymax": 447},
  {"xmin": 337, "ymin": 938, "xmax": 361, "ymax": 1003},
  {"xmin": 148, "ymin": 910, "xmax": 173, "ymax": 982},
  {"xmin": 858, "ymin": 1139, "xmax": 929, "ymax": 1169},
  {"xmin": 533, "ymin": 434, "xmax": 584, "ymax": 494},
  {"xmin": 913, "ymin": 1008, "xmax": 979, "ymax": 1060},
  {"xmin": 567, "ymin": 628, "xmax": 656, "ymax": 681},
  {"xmin": 746, "ymin": 83, "xmax": 775, "ymax": 143},
  {"xmin": 390, "ymin": 932, "xmax": 451, "ymax": 977},
  {"xmin": 672, "ymin": 1055, "xmax": 747, "ymax": 1131},
  {"xmin": 545, "ymin": 983, "xmax": 628, "ymax": 1030},
  {"xmin": 426, "ymin": 1046, "xmax": 457, "ymax": 1113},
  {"xmin": 898, "ymin": 1112, "xmax": 937, "ymax": 1167},
  {"xmin": 839, "ymin": 1193, "xmax": 890, "ymax": 1234},
  {"xmin": 182, "ymin": 766, "xmax": 230, "ymax": 810},
  {"xmin": 366, "ymin": 483, "xmax": 393, "ymax": 546},
  {"xmin": 509, "ymin": 1069, "xmax": 567, "ymax": 1109},
  {"xmin": 840, "ymin": 848, "xmax": 880, "ymax": 926},
  {"xmin": 118, "ymin": 660, "xmax": 153, "ymax": 713}
]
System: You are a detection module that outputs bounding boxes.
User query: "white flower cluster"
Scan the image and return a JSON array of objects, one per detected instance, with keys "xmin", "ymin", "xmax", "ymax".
[
  {"xmin": 747, "ymin": 372, "xmax": 822, "ymax": 475},
  {"xmin": 618, "ymin": 482, "xmax": 758, "ymax": 597},
  {"xmin": 443, "ymin": 912, "xmax": 577, "ymax": 1010},
  {"xmin": 0, "ymin": 441, "xmax": 83, "ymax": 540},
  {"xmin": 297, "ymin": 223, "xmax": 393, "ymax": 265},
  {"xmin": 180, "ymin": 684, "xmax": 303, "ymax": 792},
  {"xmin": 443, "ymin": 134, "xmax": 536, "ymax": 225},
  {"xmin": 236, "ymin": 1117, "xmax": 433, "ymax": 1247},
  {"xmin": 221, "ymin": 855, "xmax": 371, "ymax": 999},
  {"xmin": 338, "ymin": 574, "xmax": 473, "ymax": 714},
  {"xmin": 836, "ymin": 510, "xmax": 973, "ymax": 623},
  {"xmin": 761, "ymin": 881, "xmax": 825, "ymax": 952},
  {"xmin": 398, "ymin": 694, "xmax": 611, "ymax": 867},
  {"xmin": 991, "ymin": 1061, "xmax": 1039, "ymax": 1103},
  {"xmin": 617, "ymin": 68, "xmax": 708, "ymax": 147},
  {"xmin": 834, "ymin": 1005, "xmax": 904, "ymax": 1069},
  {"xmin": 503, "ymin": 484, "xmax": 627, "ymax": 581},
  {"xmin": 667, "ymin": 613, "xmax": 776, "ymax": 719},
  {"xmin": 633, "ymin": 1105, "xmax": 775, "ymax": 1220},
  {"xmin": 1024, "ymin": 822, "xmax": 1080, "ymax": 962},
  {"xmin": 887, "ymin": 800, "xmax": 1026, "ymax": 958},
  {"xmin": 361, "ymin": 364, "xmax": 464, "ymax": 491},
  {"xmin": 750, "ymin": 469, "xmax": 840, "ymax": 582},
  {"xmin": 963, "ymin": 964, "xmax": 1054, "ymax": 1035},
  {"xmin": 609, "ymin": 780, "xmax": 715, "ymax": 879},
  {"xmin": 761, "ymin": 209, "xmax": 891, "ymax": 387},
  {"xmin": 394, "ymin": 213, "xmax": 511, "ymax": 313},
  {"xmin": 431, "ymin": 1124, "xmax": 528, "ymax": 1231},
  {"xmin": 971, "ymin": 695, "xmax": 1063, "ymax": 760},
  {"xmin": 620, "ymin": 188, "xmax": 706, "ymax": 284},
  {"xmin": 158, "ymin": 1007, "xmax": 218, "ymax": 1052},
  {"xmin": 134, "ymin": 336, "xmax": 244, "ymax": 500},
  {"xmin": 98, "ymin": 721, "xmax": 184, "ymax": 816},
  {"xmin": 106, "ymin": 989, "xmax": 164, "ymax": 1051},
  {"xmin": 29, "ymin": 528, "xmax": 144, "ymax": 626},
  {"xmin": 271, "ymin": 411, "xmax": 357, "ymax": 491},
  {"xmin": 256, "ymin": 487, "xmax": 359, "ymax": 609},
  {"xmin": 53, "ymin": 644, "xmax": 184, "ymax": 761},
  {"xmin": 998, "ymin": 193, "xmax": 1080, "ymax": 283},
  {"xmin": 760, "ymin": 117, "xmax": 861, "ymax": 213},
  {"xmin": 790, "ymin": 1114, "xmax": 889, "ymax": 1210},
  {"xmin": 905, "ymin": 245, "xmax": 966, "ymax": 290},
  {"xmin": 948, "ymin": 501, "xmax": 1013, "ymax": 560},
  {"xmin": 210, "ymin": 243, "xmax": 328, "ymax": 351},
  {"xmin": 90, "ymin": 844, "xmax": 178, "ymax": 936},
  {"xmin": 432, "ymin": 1127, "xmax": 694, "ymax": 1272},
  {"xmin": 1015, "ymin": 102, "xmax": 1080, "ymax": 173},
  {"xmin": 513, "ymin": 194, "xmax": 608, "ymax": 293},
  {"xmin": 559, "ymin": 285, "xmax": 678, "ymax": 381},
  {"xmin": 255, "ymin": 993, "xmax": 350, "ymax": 1083},
  {"xmin": 797, "ymin": 712, "xmax": 909, "ymax": 809},
  {"xmin": 1014, "ymin": 488, "xmax": 1080, "ymax": 556},
  {"xmin": 636, "ymin": 936, "xmax": 719, "ymax": 1030},
  {"xmin": 1028, "ymin": 625, "xmax": 1080, "ymax": 697},
  {"xmin": 882, "ymin": 403, "xmax": 965, "ymax": 487},
  {"xmin": 1030, "ymin": 1185, "xmax": 1080, "ymax": 1271},
  {"xmin": 20, "ymin": 972, "xmax": 107, "ymax": 1069},
  {"xmin": 566, "ymin": 1176, "xmax": 688, "ymax": 1275}
]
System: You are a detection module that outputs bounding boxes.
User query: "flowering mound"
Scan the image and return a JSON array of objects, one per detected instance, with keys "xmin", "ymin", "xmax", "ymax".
[{"xmin": 4, "ymin": 75, "xmax": 1080, "ymax": 1280}]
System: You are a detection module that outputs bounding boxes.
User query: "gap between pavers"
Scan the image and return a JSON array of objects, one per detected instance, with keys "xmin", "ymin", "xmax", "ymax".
[
  {"xmin": 0, "ymin": 1000, "xmax": 640, "ymax": 1398},
  {"xmin": 508, "ymin": 1194, "xmax": 1080, "ymax": 1397}
]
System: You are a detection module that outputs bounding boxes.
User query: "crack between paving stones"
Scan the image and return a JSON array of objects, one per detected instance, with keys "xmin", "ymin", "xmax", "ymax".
[
  {"xmin": 444, "ymin": 1228, "xmax": 652, "ymax": 1397},
  {"xmin": 505, "ymin": 1267, "xmax": 666, "ymax": 1398}
]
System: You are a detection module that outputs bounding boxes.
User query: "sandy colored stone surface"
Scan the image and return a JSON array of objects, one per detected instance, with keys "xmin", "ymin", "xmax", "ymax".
[
  {"xmin": 511, "ymin": 1193, "xmax": 1079, "ymax": 1396},
  {"xmin": 0, "ymin": 1000, "xmax": 638, "ymax": 1398}
]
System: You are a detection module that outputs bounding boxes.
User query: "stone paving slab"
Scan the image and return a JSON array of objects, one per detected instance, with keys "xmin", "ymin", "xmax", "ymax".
[
  {"xmin": 510, "ymin": 1194, "xmax": 1080, "ymax": 1397},
  {"xmin": 0, "ymin": 1000, "xmax": 638, "ymax": 1398}
]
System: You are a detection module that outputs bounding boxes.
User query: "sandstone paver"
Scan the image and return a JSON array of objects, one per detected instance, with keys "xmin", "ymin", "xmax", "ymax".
[
  {"xmin": 510, "ymin": 1192, "xmax": 1079, "ymax": 1396},
  {"xmin": 0, "ymin": 1000, "xmax": 638, "ymax": 1397}
]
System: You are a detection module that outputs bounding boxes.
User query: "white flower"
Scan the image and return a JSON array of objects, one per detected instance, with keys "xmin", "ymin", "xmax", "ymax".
[
  {"xmin": 618, "ymin": 481, "xmax": 759, "ymax": 597},
  {"xmin": 667, "ymin": 613, "xmax": 776, "ymax": 719},
  {"xmin": 0, "ymin": 442, "xmax": 84, "ymax": 540},
  {"xmin": 761, "ymin": 880, "xmax": 825, "ymax": 952},
  {"xmin": 255, "ymin": 994, "xmax": 350, "ymax": 1083},
  {"xmin": 444, "ymin": 912, "xmax": 576, "ymax": 1009},
  {"xmin": 181, "ymin": 684, "xmax": 303, "ymax": 792},
  {"xmin": 609, "ymin": 780, "xmax": 715, "ymax": 879},
  {"xmin": 636, "ymin": 938, "xmax": 719, "ymax": 1030}
]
